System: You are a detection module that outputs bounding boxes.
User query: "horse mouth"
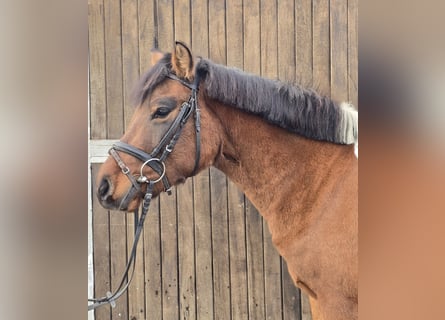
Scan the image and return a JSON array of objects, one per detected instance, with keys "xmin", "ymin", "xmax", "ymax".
[
  {"xmin": 99, "ymin": 193, "xmax": 141, "ymax": 212},
  {"xmin": 97, "ymin": 181, "xmax": 165, "ymax": 212}
]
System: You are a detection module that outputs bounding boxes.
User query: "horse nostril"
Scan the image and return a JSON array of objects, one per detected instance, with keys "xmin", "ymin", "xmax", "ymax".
[{"xmin": 98, "ymin": 177, "xmax": 111, "ymax": 200}]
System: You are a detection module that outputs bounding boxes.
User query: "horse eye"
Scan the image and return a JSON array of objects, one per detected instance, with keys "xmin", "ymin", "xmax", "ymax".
[{"xmin": 152, "ymin": 107, "xmax": 171, "ymax": 119}]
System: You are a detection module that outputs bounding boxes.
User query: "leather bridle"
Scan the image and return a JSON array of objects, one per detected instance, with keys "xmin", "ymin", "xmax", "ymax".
[{"xmin": 88, "ymin": 72, "xmax": 201, "ymax": 311}]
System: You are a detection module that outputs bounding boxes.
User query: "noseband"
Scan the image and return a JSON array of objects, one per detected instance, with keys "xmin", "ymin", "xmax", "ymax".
[{"xmin": 88, "ymin": 72, "xmax": 201, "ymax": 311}]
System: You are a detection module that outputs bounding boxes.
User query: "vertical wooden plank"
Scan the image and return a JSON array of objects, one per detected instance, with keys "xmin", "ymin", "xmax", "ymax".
[
  {"xmin": 226, "ymin": 1, "xmax": 248, "ymax": 319},
  {"xmin": 193, "ymin": 170, "xmax": 214, "ymax": 320},
  {"xmin": 88, "ymin": 0, "xmax": 107, "ymax": 140},
  {"xmin": 191, "ymin": 3, "xmax": 214, "ymax": 319},
  {"xmin": 243, "ymin": 0, "xmax": 260, "ymax": 73},
  {"xmin": 313, "ymin": 0, "xmax": 330, "ymax": 96},
  {"xmin": 126, "ymin": 213, "xmax": 146, "ymax": 320},
  {"xmin": 122, "ymin": 0, "xmax": 140, "ymax": 128},
  {"xmin": 104, "ymin": 0, "xmax": 124, "ymax": 138},
  {"xmin": 156, "ymin": 0, "xmax": 174, "ymax": 50},
  {"xmin": 282, "ymin": 260, "xmax": 301, "ymax": 320},
  {"xmin": 174, "ymin": 0, "xmax": 191, "ymax": 44},
  {"xmin": 191, "ymin": 0, "xmax": 209, "ymax": 56},
  {"xmin": 92, "ymin": 164, "xmax": 111, "ymax": 320},
  {"xmin": 138, "ymin": 0, "xmax": 156, "ymax": 71},
  {"xmin": 143, "ymin": 198, "xmax": 163, "ymax": 320},
  {"xmin": 330, "ymin": 0, "xmax": 348, "ymax": 102},
  {"xmin": 278, "ymin": 0, "xmax": 295, "ymax": 82},
  {"xmin": 208, "ymin": 3, "xmax": 230, "ymax": 320},
  {"xmin": 173, "ymin": 2, "xmax": 195, "ymax": 320},
  {"xmin": 226, "ymin": 0, "xmax": 243, "ymax": 69},
  {"xmin": 243, "ymin": 1, "xmax": 266, "ymax": 319},
  {"xmin": 209, "ymin": 0, "xmax": 226, "ymax": 65},
  {"xmin": 263, "ymin": 225, "xmax": 282, "ymax": 320},
  {"xmin": 300, "ymin": 292, "xmax": 312, "ymax": 320},
  {"xmin": 260, "ymin": 0, "xmax": 278, "ymax": 79},
  {"xmin": 348, "ymin": 0, "xmax": 358, "ymax": 107},
  {"xmin": 296, "ymin": 0, "xmax": 313, "ymax": 85},
  {"xmin": 210, "ymin": 168, "xmax": 230, "ymax": 320},
  {"xmin": 159, "ymin": 189, "xmax": 179, "ymax": 320},
  {"xmin": 122, "ymin": 1, "xmax": 146, "ymax": 318},
  {"xmin": 109, "ymin": 209, "xmax": 129, "ymax": 319},
  {"xmin": 245, "ymin": 202, "xmax": 265, "ymax": 320},
  {"xmin": 156, "ymin": 2, "xmax": 180, "ymax": 319},
  {"xmin": 227, "ymin": 182, "xmax": 248, "ymax": 320},
  {"xmin": 177, "ymin": 181, "xmax": 196, "ymax": 320}
]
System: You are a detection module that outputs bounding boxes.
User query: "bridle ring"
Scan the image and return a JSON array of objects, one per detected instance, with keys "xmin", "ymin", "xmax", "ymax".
[{"xmin": 139, "ymin": 158, "xmax": 166, "ymax": 184}]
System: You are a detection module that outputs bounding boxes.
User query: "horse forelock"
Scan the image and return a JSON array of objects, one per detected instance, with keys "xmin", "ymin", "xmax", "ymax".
[{"xmin": 132, "ymin": 53, "xmax": 172, "ymax": 106}]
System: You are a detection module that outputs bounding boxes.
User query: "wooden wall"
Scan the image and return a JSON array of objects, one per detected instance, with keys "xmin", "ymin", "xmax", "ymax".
[{"xmin": 88, "ymin": 0, "xmax": 357, "ymax": 319}]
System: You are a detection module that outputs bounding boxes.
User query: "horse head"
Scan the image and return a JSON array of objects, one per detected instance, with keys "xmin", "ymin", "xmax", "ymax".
[{"xmin": 96, "ymin": 42, "xmax": 223, "ymax": 212}]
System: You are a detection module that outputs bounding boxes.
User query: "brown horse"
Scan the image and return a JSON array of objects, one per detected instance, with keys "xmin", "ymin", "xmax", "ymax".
[{"xmin": 96, "ymin": 42, "xmax": 358, "ymax": 320}]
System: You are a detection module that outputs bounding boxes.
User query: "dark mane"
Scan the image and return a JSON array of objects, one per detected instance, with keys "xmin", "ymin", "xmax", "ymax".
[
  {"xmin": 198, "ymin": 59, "xmax": 357, "ymax": 144},
  {"xmin": 135, "ymin": 56, "xmax": 357, "ymax": 144}
]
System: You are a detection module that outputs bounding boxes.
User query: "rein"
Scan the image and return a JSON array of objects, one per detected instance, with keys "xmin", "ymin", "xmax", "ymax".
[{"xmin": 88, "ymin": 72, "xmax": 201, "ymax": 311}]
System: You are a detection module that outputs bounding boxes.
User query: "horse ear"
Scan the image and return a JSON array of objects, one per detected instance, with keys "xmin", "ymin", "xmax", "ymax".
[
  {"xmin": 150, "ymin": 48, "xmax": 164, "ymax": 66},
  {"xmin": 171, "ymin": 41, "xmax": 194, "ymax": 80}
]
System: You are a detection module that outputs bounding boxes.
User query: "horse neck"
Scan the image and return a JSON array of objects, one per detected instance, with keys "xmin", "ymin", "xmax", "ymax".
[{"xmin": 210, "ymin": 100, "xmax": 357, "ymax": 242}]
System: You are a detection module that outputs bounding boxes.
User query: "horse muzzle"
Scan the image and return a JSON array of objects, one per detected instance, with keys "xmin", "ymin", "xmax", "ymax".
[{"xmin": 97, "ymin": 175, "xmax": 140, "ymax": 211}]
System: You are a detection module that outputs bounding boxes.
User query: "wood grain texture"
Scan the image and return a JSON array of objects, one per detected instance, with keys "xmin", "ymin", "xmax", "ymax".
[
  {"xmin": 282, "ymin": 260, "xmax": 301, "ymax": 320},
  {"xmin": 143, "ymin": 198, "xmax": 163, "ymax": 320},
  {"xmin": 177, "ymin": 181, "xmax": 196, "ymax": 320},
  {"xmin": 138, "ymin": 0, "xmax": 156, "ymax": 71},
  {"xmin": 227, "ymin": 182, "xmax": 248, "ymax": 320},
  {"xmin": 313, "ymin": 0, "xmax": 331, "ymax": 96},
  {"xmin": 92, "ymin": 164, "xmax": 111, "ymax": 320},
  {"xmin": 210, "ymin": 168, "xmax": 230, "ymax": 320},
  {"xmin": 278, "ymin": 0, "xmax": 296, "ymax": 82},
  {"xmin": 330, "ymin": 0, "xmax": 348, "ymax": 102},
  {"xmin": 348, "ymin": 0, "xmax": 358, "ymax": 107},
  {"xmin": 193, "ymin": 170, "xmax": 214, "ymax": 320},
  {"xmin": 109, "ymin": 209, "xmax": 129, "ymax": 320},
  {"xmin": 122, "ymin": 0, "xmax": 139, "ymax": 129},
  {"xmin": 300, "ymin": 289, "xmax": 313, "ymax": 320},
  {"xmin": 296, "ymin": 0, "xmax": 313, "ymax": 86},
  {"xmin": 104, "ymin": 0, "xmax": 124, "ymax": 138},
  {"xmin": 88, "ymin": 0, "xmax": 107, "ymax": 140}
]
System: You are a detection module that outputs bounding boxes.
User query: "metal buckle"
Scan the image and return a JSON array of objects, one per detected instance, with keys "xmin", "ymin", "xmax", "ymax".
[{"xmin": 121, "ymin": 166, "xmax": 130, "ymax": 175}]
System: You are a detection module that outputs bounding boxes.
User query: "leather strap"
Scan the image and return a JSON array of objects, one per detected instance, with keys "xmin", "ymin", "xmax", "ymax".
[{"xmin": 88, "ymin": 182, "xmax": 155, "ymax": 311}]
